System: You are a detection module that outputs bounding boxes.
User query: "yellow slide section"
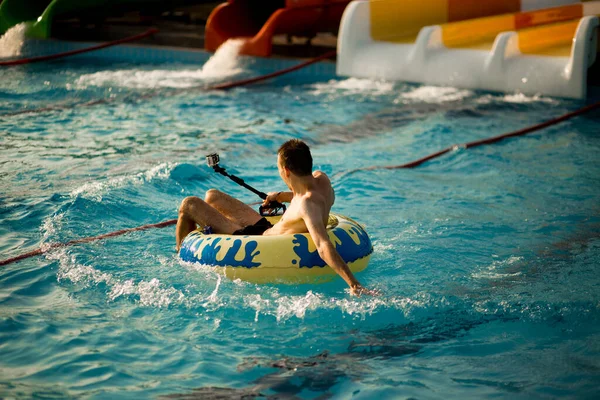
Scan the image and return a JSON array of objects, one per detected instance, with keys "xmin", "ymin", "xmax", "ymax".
[
  {"xmin": 440, "ymin": 4, "xmax": 587, "ymax": 54},
  {"xmin": 369, "ymin": 0, "xmax": 522, "ymax": 43},
  {"xmin": 518, "ymin": 19, "xmax": 580, "ymax": 56},
  {"xmin": 369, "ymin": 0, "xmax": 598, "ymax": 57},
  {"xmin": 370, "ymin": 0, "xmax": 447, "ymax": 43},
  {"xmin": 441, "ymin": 14, "xmax": 514, "ymax": 50}
]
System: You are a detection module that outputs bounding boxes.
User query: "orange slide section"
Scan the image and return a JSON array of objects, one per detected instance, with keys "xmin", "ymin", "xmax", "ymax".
[{"xmin": 205, "ymin": 0, "xmax": 351, "ymax": 57}]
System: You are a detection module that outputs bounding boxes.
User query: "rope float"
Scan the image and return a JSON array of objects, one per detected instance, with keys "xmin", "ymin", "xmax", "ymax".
[{"xmin": 2, "ymin": 101, "xmax": 599, "ymax": 267}]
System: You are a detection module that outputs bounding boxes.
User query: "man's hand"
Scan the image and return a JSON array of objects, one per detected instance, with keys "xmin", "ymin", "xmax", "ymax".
[
  {"xmin": 262, "ymin": 191, "xmax": 280, "ymax": 206},
  {"xmin": 350, "ymin": 284, "xmax": 380, "ymax": 297}
]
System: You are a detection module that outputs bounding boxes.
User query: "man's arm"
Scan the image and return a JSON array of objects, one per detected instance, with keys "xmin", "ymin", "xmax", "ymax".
[
  {"xmin": 301, "ymin": 200, "xmax": 370, "ymax": 295},
  {"xmin": 264, "ymin": 191, "xmax": 293, "ymax": 204}
]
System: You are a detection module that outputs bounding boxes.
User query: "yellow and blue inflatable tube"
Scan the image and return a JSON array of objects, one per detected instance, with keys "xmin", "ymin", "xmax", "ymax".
[{"xmin": 179, "ymin": 213, "xmax": 373, "ymax": 284}]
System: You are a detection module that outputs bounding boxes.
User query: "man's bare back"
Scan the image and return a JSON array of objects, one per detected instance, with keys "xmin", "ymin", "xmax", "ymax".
[{"xmin": 263, "ymin": 171, "xmax": 334, "ymax": 236}]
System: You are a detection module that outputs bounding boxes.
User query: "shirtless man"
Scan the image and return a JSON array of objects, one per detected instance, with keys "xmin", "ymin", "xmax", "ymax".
[{"xmin": 176, "ymin": 139, "xmax": 372, "ymax": 295}]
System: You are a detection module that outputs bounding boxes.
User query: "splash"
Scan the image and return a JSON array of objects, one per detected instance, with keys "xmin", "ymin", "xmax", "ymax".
[
  {"xmin": 69, "ymin": 162, "xmax": 175, "ymax": 201},
  {"xmin": 51, "ymin": 248, "xmax": 185, "ymax": 307},
  {"xmin": 240, "ymin": 289, "xmax": 429, "ymax": 323},
  {"xmin": 501, "ymin": 93, "xmax": 557, "ymax": 104},
  {"xmin": 397, "ymin": 86, "xmax": 472, "ymax": 104},
  {"xmin": 475, "ymin": 92, "xmax": 558, "ymax": 105},
  {"xmin": 310, "ymin": 78, "xmax": 394, "ymax": 96},
  {"xmin": 76, "ymin": 39, "xmax": 245, "ymax": 89},
  {"xmin": 40, "ymin": 212, "xmax": 65, "ymax": 244},
  {"xmin": 200, "ymin": 38, "xmax": 245, "ymax": 78},
  {"xmin": 0, "ymin": 23, "xmax": 27, "ymax": 58}
]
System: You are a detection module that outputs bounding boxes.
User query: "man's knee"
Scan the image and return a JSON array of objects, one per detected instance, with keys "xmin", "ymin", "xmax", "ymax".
[
  {"xmin": 205, "ymin": 188, "xmax": 224, "ymax": 205},
  {"xmin": 179, "ymin": 196, "xmax": 202, "ymax": 215}
]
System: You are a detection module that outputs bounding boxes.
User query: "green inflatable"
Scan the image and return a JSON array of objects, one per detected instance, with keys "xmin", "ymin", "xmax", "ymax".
[
  {"xmin": 0, "ymin": 0, "xmax": 52, "ymax": 37},
  {"xmin": 0, "ymin": 0, "xmax": 198, "ymax": 38},
  {"xmin": 0, "ymin": 0, "xmax": 116, "ymax": 38}
]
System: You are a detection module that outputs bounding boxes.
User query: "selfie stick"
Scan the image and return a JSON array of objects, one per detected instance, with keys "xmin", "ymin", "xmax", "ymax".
[{"xmin": 206, "ymin": 153, "xmax": 286, "ymax": 216}]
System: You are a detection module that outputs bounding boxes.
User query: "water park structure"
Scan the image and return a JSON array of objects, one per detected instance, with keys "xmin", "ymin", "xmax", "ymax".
[
  {"xmin": 1, "ymin": 0, "xmax": 599, "ymax": 99},
  {"xmin": 337, "ymin": 0, "xmax": 600, "ymax": 99},
  {"xmin": 204, "ymin": 0, "xmax": 350, "ymax": 57}
]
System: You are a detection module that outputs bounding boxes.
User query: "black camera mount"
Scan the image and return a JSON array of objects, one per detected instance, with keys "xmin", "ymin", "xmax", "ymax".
[{"xmin": 205, "ymin": 153, "xmax": 286, "ymax": 216}]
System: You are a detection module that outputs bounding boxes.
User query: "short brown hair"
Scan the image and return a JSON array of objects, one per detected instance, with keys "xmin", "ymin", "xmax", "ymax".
[{"xmin": 278, "ymin": 139, "xmax": 313, "ymax": 176}]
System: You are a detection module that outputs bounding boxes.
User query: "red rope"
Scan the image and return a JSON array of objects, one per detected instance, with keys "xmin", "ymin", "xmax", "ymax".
[
  {"xmin": 0, "ymin": 28, "xmax": 158, "ymax": 67},
  {"xmin": 355, "ymin": 101, "xmax": 600, "ymax": 172},
  {"xmin": 0, "ymin": 219, "xmax": 177, "ymax": 266},
  {"xmin": 209, "ymin": 50, "xmax": 337, "ymax": 90}
]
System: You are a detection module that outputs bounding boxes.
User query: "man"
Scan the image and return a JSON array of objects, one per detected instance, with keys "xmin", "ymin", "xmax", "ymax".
[{"xmin": 176, "ymin": 139, "xmax": 373, "ymax": 296}]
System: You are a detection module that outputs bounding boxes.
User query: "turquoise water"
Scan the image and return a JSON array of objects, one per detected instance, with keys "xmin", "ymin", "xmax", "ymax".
[{"xmin": 1, "ymin": 54, "xmax": 600, "ymax": 399}]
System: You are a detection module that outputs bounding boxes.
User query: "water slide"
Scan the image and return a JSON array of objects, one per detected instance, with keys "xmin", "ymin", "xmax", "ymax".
[
  {"xmin": 205, "ymin": 0, "xmax": 351, "ymax": 57},
  {"xmin": 0, "ymin": 0, "xmax": 201, "ymax": 39},
  {"xmin": 337, "ymin": 0, "xmax": 600, "ymax": 99},
  {"xmin": 0, "ymin": 0, "xmax": 52, "ymax": 37}
]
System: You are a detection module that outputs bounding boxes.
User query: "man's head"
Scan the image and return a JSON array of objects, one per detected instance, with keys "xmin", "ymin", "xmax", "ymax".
[{"xmin": 277, "ymin": 139, "xmax": 313, "ymax": 180}]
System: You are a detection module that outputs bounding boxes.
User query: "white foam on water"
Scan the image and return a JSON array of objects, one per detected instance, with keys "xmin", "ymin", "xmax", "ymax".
[
  {"xmin": 472, "ymin": 256, "xmax": 524, "ymax": 280},
  {"xmin": 373, "ymin": 241, "xmax": 394, "ymax": 253},
  {"xmin": 0, "ymin": 23, "xmax": 27, "ymax": 58},
  {"xmin": 397, "ymin": 86, "xmax": 472, "ymax": 104},
  {"xmin": 500, "ymin": 93, "xmax": 557, "ymax": 104},
  {"xmin": 309, "ymin": 78, "xmax": 394, "ymax": 96},
  {"xmin": 40, "ymin": 213, "xmax": 65, "ymax": 243},
  {"xmin": 53, "ymin": 249, "xmax": 114, "ymax": 286},
  {"xmin": 274, "ymin": 291, "xmax": 324, "ymax": 321},
  {"xmin": 476, "ymin": 92, "xmax": 558, "ymax": 105},
  {"xmin": 69, "ymin": 162, "xmax": 175, "ymax": 201},
  {"xmin": 181, "ymin": 258, "xmax": 430, "ymax": 321},
  {"xmin": 242, "ymin": 288, "xmax": 429, "ymax": 323},
  {"xmin": 76, "ymin": 39, "xmax": 246, "ymax": 89},
  {"xmin": 51, "ymin": 248, "xmax": 185, "ymax": 307}
]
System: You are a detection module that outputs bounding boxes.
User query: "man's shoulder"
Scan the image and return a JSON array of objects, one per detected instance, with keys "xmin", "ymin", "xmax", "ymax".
[
  {"xmin": 313, "ymin": 170, "xmax": 330, "ymax": 180},
  {"xmin": 313, "ymin": 170, "xmax": 332, "ymax": 188}
]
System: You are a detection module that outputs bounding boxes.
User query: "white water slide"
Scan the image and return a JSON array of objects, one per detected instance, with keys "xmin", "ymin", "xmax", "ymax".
[{"xmin": 337, "ymin": 0, "xmax": 600, "ymax": 99}]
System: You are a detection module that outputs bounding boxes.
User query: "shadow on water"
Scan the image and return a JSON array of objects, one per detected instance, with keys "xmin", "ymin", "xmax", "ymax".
[
  {"xmin": 310, "ymin": 101, "xmax": 473, "ymax": 145},
  {"xmin": 160, "ymin": 307, "xmax": 518, "ymax": 400},
  {"xmin": 308, "ymin": 90, "xmax": 568, "ymax": 146}
]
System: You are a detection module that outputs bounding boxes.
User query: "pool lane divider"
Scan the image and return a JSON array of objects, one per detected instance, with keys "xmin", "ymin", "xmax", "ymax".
[
  {"xmin": 1, "ymin": 50, "xmax": 338, "ymax": 117},
  {"xmin": 1, "ymin": 100, "xmax": 599, "ymax": 267},
  {"xmin": 207, "ymin": 50, "xmax": 337, "ymax": 90},
  {"xmin": 344, "ymin": 100, "xmax": 600, "ymax": 174},
  {"xmin": 0, "ymin": 28, "xmax": 159, "ymax": 67},
  {"xmin": 0, "ymin": 219, "xmax": 177, "ymax": 267}
]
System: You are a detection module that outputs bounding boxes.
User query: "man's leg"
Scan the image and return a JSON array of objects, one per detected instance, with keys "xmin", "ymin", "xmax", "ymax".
[
  {"xmin": 175, "ymin": 195, "xmax": 242, "ymax": 251},
  {"xmin": 204, "ymin": 189, "xmax": 263, "ymax": 227}
]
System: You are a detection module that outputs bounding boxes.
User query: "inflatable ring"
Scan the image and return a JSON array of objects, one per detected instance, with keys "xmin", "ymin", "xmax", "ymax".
[{"xmin": 179, "ymin": 213, "xmax": 373, "ymax": 284}]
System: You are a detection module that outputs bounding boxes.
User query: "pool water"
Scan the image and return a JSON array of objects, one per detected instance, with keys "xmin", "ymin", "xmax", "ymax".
[{"xmin": 1, "ymin": 49, "xmax": 600, "ymax": 399}]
